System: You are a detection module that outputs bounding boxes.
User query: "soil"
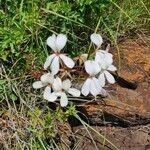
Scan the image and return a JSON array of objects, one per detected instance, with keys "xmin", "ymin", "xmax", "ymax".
[
  {"xmin": 67, "ymin": 35, "xmax": 150, "ymax": 150},
  {"xmin": 72, "ymin": 125, "xmax": 150, "ymax": 150}
]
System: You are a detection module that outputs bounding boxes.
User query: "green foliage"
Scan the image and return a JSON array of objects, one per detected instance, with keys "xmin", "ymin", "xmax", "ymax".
[
  {"xmin": 0, "ymin": 0, "xmax": 149, "ymax": 77},
  {"xmin": 26, "ymin": 105, "xmax": 77, "ymax": 149}
]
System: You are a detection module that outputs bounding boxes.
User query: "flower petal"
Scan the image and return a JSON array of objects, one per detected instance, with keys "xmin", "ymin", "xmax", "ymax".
[
  {"xmin": 47, "ymin": 74, "xmax": 54, "ymax": 84},
  {"xmin": 33, "ymin": 81, "xmax": 44, "ymax": 89},
  {"xmin": 104, "ymin": 71, "xmax": 115, "ymax": 84},
  {"xmin": 41, "ymin": 74, "xmax": 49, "ymax": 83},
  {"xmin": 90, "ymin": 78, "xmax": 100, "ymax": 96},
  {"xmin": 104, "ymin": 54, "xmax": 113, "ymax": 66},
  {"xmin": 54, "ymin": 91, "xmax": 62, "ymax": 97},
  {"xmin": 84, "ymin": 60, "xmax": 94, "ymax": 75},
  {"xmin": 40, "ymin": 73, "xmax": 54, "ymax": 84},
  {"xmin": 60, "ymin": 92, "xmax": 68, "ymax": 107},
  {"xmin": 43, "ymin": 86, "xmax": 52, "ymax": 101},
  {"xmin": 90, "ymin": 33, "xmax": 103, "ymax": 48},
  {"xmin": 95, "ymin": 51, "xmax": 113, "ymax": 69},
  {"xmin": 81, "ymin": 78, "xmax": 91, "ymax": 96},
  {"xmin": 93, "ymin": 61, "xmax": 101, "ymax": 75},
  {"xmin": 62, "ymin": 79, "xmax": 71, "ymax": 91},
  {"xmin": 53, "ymin": 77, "xmax": 62, "ymax": 91},
  {"xmin": 44, "ymin": 90, "xmax": 57, "ymax": 102},
  {"xmin": 107, "ymin": 65, "xmax": 117, "ymax": 72},
  {"xmin": 93, "ymin": 77, "xmax": 102, "ymax": 92},
  {"xmin": 95, "ymin": 51, "xmax": 105, "ymax": 64},
  {"xmin": 47, "ymin": 34, "xmax": 57, "ymax": 52},
  {"xmin": 84, "ymin": 60, "xmax": 100, "ymax": 76},
  {"xmin": 60, "ymin": 54, "xmax": 75, "ymax": 68},
  {"xmin": 56, "ymin": 34, "xmax": 67, "ymax": 52},
  {"xmin": 68, "ymin": 88, "xmax": 80, "ymax": 97},
  {"xmin": 98, "ymin": 73, "xmax": 105, "ymax": 87},
  {"xmin": 51, "ymin": 56, "xmax": 60, "ymax": 75},
  {"xmin": 44, "ymin": 54, "xmax": 56, "ymax": 70}
]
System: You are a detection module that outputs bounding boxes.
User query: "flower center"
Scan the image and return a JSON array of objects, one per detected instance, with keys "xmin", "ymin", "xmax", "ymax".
[
  {"xmin": 89, "ymin": 75, "xmax": 94, "ymax": 79},
  {"xmin": 55, "ymin": 52, "xmax": 60, "ymax": 56}
]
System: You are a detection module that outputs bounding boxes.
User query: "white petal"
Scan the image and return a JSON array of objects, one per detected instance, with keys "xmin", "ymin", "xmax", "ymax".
[
  {"xmin": 33, "ymin": 81, "xmax": 44, "ymax": 89},
  {"xmin": 44, "ymin": 90, "xmax": 57, "ymax": 102},
  {"xmin": 59, "ymin": 54, "xmax": 75, "ymax": 68},
  {"xmin": 107, "ymin": 65, "xmax": 117, "ymax": 72},
  {"xmin": 93, "ymin": 77, "xmax": 102, "ymax": 92},
  {"xmin": 56, "ymin": 34, "xmax": 67, "ymax": 52},
  {"xmin": 62, "ymin": 79, "xmax": 71, "ymax": 91},
  {"xmin": 47, "ymin": 74, "xmax": 54, "ymax": 84},
  {"xmin": 44, "ymin": 54, "xmax": 56, "ymax": 70},
  {"xmin": 53, "ymin": 77, "xmax": 62, "ymax": 91},
  {"xmin": 98, "ymin": 73, "xmax": 105, "ymax": 87},
  {"xmin": 104, "ymin": 71, "xmax": 115, "ymax": 84},
  {"xmin": 101, "ymin": 61, "xmax": 109, "ymax": 70},
  {"xmin": 95, "ymin": 51, "xmax": 105, "ymax": 64},
  {"xmin": 90, "ymin": 33, "xmax": 103, "ymax": 48},
  {"xmin": 90, "ymin": 78, "xmax": 99, "ymax": 96},
  {"xmin": 84, "ymin": 60, "xmax": 93, "ymax": 75},
  {"xmin": 92, "ymin": 61, "xmax": 101, "ymax": 74},
  {"xmin": 68, "ymin": 88, "xmax": 80, "ymax": 97},
  {"xmin": 81, "ymin": 78, "xmax": 91, "ymax": 96},
  {"xmin": 54, "ymin": 91, "xmax": 62, "ymax": 97},
  {"xmin": 41, "ymin": 74, "xmax": 49, "ymax": 83},
  {"xmin": 43, "ymin": 86, "xmax": 51, "ymax": 100},
  {"xmin": 95, "ymin": 50, "xmax": 113, "ymax": 64},
  {"xmin": 51, "ymin": 56, "xmax": 60, "ymax": 75},
  {"xmin": 40, "ymin": 73, "xmax": 54, "ymax": 84},
  {"xmin": 46, "ymin": 34, "xmax": 57, "ymax": 52},
  {"xmin": 60, "ymin": 92, "xmax": 68, "ymax": 107},
  {"xmin": 104, "ymin": 54, "xmax": 113, "ymax": 65},
  {"xmin": 84, "ymin": 60, "xmax": 100, "ymax": 76}
]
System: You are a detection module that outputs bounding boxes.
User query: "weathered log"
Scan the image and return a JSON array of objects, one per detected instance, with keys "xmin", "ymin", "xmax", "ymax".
[
  {"xmin": 68, "ymin": 99, "xmax": 150, "ymax": 127},
  {"xmin": 69, "ymin": 94, "xmax": 150, "ymax": 127}
]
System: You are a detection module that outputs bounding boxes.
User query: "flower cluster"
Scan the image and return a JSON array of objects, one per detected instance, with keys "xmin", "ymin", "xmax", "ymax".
[
  {"xmin": 33, "ymin": 34, "xmax": 80, "ymax": 107},
  {"xmin": 33, "ymin": 33, "xmax": 117, "ymax": 107},
  {"xmin": 44, "ymin": 34, "xmax": 75, "ymax": 75},
  {"xmin": 81, "ymin": 33, "xmax": 117, "ymax": 97}
]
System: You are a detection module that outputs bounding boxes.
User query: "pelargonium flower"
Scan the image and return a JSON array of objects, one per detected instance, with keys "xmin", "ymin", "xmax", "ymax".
[
  {"xmin": 96, "ymin": 53, "xmax": 117, "ymax": 87},
  {"xmin": 81, "ymin": 60, "xmax": 102, "ymax": 96},
  {"xmin": 32, "ymin": 73, "xmax": 54, "ymax": 100},
  {"xmin": 44, "ymin": 34, "xmax": 75, "ymax": 75},
  {"xmin": 95, "ymin": 50, "xmax": 113, "ymax": 70},
  {"xmin": 44, "ymin": 77, "xmax": 80, "ymax": 107},
  {"xmin": 90, "ymin": 33, "xmax": 117, "ymax": 86}
]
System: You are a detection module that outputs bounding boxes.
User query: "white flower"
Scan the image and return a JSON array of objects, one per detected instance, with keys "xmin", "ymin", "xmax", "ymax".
[
  {"xmin": 81, "ymin": 60, "xmax": 102, "ymax": 96},
  {"xmin": 44, "ymin": 34, "xmax": 75, "ymax": 75},
  {"xmin": 33, "ymin": 73, "xmax": 54, "ymax": 100},
  {"xmin": 45, "ymin": 77, "xmax": 80, "ymax": 107},
  {"xmin": 95, "ymin": 51, "xmax": 117, "ymax": 86},
  {"xmin": 90, "ymin": 33, "xmax": 103, "ymax": 49},
  {"xmin": 95, "ymin": 50, "xmax": 113, "ymax": 69}
]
